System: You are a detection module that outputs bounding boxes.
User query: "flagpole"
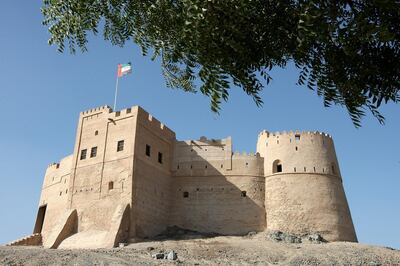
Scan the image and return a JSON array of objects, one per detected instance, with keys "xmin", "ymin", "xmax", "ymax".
[{"xmin": 113, "ymin": 76, "xmax": 119, "ymax": 111}]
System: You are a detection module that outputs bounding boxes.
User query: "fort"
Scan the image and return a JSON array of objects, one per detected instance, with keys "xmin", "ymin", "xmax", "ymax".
[{"xmin": 8, "ymin": 105, "xmax": 357, "ymax": 248}]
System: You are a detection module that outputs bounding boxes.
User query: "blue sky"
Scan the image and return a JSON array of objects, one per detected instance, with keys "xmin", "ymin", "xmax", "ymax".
[{"xmin": 0, "ymin": 2, "xmax": 399, "ymax": 248}]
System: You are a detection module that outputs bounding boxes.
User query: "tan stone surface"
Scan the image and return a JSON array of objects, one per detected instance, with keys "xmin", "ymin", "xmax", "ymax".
[
  {"xmin": 43, "ymin": 209, "xmax": 77, "ymax": 249},
  {"xmin": 15, "ymin": 105, "xmax": 357, "ymax": 249}
]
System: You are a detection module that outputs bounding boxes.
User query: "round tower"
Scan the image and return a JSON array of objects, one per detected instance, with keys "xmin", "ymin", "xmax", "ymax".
[{"xmin": 257, "ymin": 130, "xmax": 357, "ymax": 242}]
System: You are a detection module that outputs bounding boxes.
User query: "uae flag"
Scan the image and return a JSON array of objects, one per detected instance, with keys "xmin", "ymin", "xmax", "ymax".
[{"xmin": 117, "ymin": 63, "xmax": 132, "ymax": 77}]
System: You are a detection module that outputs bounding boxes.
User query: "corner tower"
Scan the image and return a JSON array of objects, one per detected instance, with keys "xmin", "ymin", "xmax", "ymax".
[{"xmin": 257, "ymin": 130, "xmax": 357, "ymax": 242}]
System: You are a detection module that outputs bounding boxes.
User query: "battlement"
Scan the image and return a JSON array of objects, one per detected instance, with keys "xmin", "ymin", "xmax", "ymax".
[
  {"xmin": 259, "ymin": 129, "xmax": 332, "ymax": 139},
  {"xmin": 232, "ymin": 151, "xmax": 261, "ymax": 158},
  {"xmin": 80, "ymin": 105, "xmax": 112, "ymax": 116},
  {"xmin": 47, "ymin": 162, "xmax": 60, "ymax": 169},
  {"xmin": 136, "ymin": 106, "xmax": 175, "ymax": 138}
]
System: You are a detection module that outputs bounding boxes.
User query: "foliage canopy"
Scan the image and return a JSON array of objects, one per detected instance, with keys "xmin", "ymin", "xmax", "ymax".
[{"xmin": 42, "ymin": 0, "xmax": 400, "ymax": 126}]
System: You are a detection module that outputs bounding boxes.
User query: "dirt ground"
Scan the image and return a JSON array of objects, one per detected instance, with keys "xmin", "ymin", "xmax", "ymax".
[{"xmin": 1, "ymin": 233, "xmax": 399, "ymax": 265}]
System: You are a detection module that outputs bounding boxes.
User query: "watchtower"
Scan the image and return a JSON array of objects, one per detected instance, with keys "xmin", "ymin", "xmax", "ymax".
[{"xmin": 257, "ymin": 130, "xmax": 357, "ymax": 242}]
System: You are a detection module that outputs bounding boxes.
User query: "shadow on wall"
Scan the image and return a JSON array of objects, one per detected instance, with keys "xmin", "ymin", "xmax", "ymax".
[{"xmin": 168, "ymin": 139, "xmax": 266, "ymax": 236}]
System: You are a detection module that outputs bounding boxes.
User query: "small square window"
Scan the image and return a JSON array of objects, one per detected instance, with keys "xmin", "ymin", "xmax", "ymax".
[
  {"xmin": 183, "ymin": 191, "xmax": 189, "ymax": 198},
  {"xmin": 126, "ymin": 108, "xmax": 131, "ymax": 114},
  {"xmin": 117, "ymin": 140, "xmax": 124, "ymax": 152},
  {"xmin": 115, "ymin": 111, "xmax": 121, "ymax": 117},
  {"xmin": 158, "ymin": 152, "xmax": 163, "ymax": 164},
  {"xmin": 90, "ymin": 147, "xmax": 97, "ymax": 158},
  {"xmin": 241, "ymin": 191, "xmax": 247, "ymax": 197},
  {"xmin": 146, "ymin": 144, "xmax": 151, "ymax": 157},
  {"xmin": 80, "ymin": 149, "xmax": 87, "ymax": 160}
]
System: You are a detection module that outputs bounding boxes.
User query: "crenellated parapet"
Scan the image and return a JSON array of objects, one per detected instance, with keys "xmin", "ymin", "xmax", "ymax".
[
  {"xmin": 80, "ymin": 105, "xmax": 112, "ymax": 116},
  {"xmin": 136, "ymin": 106, "xmax": 175, "ymax": 140},
  {"xmin": 257, "ymin": 129, "xmax": 339, "ymax": 177}
]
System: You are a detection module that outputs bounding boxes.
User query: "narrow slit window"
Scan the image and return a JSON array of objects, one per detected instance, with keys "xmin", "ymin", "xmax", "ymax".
[
  {"xmin": 158, "ymin": 152, "xmax": 163, "ymax": 164},
  {"xmin": 108, "ymin": 181, "xmax": 114, "ymax": 190},
  {"xmin": 94, "ymin": 130, "xmax": 98, "ymax": 136},
  {"xmin": 146, "ymin": 144, "xmax": 151, "ymax": 156},
  {"xmin": 90, "ymin": 147, "xmax": 97, "ymax": 158},
  {"xmin": 277, "ymin": 164, "xmax": 282, "ymax": 172},
  {"xmin": 80, "ymin": 149, "xmax": 87, "ymax": 160},
  {"xmin": 117, "ymin": 140, "xmax": 124, "ymax": 152},
  {"xmin": 304, "ymin": 167, "xmax": 307, "ymax": 172},
  {"xmin": 295, "ymin": 146, "xmax": 298, "ymax": 151},
  {"xmin": 332, "ymin": 164, "xmax": 336, "ymax": 174}
]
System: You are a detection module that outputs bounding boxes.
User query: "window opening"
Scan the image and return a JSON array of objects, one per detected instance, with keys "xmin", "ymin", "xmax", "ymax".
[
  {"xmin": 183, "ymin": 191, "xmax": 189, "ymax": 198},
  {"xmin": 273, "ymin": 160, "xmax": 282, "ymax": 173},
  {"xmin": 90, "ymin": 146, "xmax": 97, "ymax": 158},
  {"xmin": 117, "ymin": 140, "xmax": 124, "ymax": 152},
  {"xmin": 80, "ymin": 149, "xmax": 87, "ymax": 160},
  {"xmin": 95, "ymin": 130, "xmax": 98, "ymax": 136},
  {"xmin": 241, "ymin": 191, "xmax": 247, "ymax": 197},
  {"xmin": 332, "ymin": 164, "xmax": 336, "ymax": 174},
  {"xmin": 108, "ymin": 181, "xmax": 114, "ymax": 190},
  {"xmin": 126, "ymin": 108, "xmax": 131, "ymax": 113},
  {"xmin": 115, "ymin": 111, "xmax": 120, "ymax": 117},
  {"xmin": 145, "ymin": 144, "xmax": 151, "ymax": 156},
  {"xmin": 295, "ymin": 146, "xmax": 298, "ymax": 151},
  {"xmin": 158, "ymin": 152, "xmax": 163, "ymax": 164},
  {"xmin": 295, "ymin": 134, "xmax": 301, "ymax": 141}
]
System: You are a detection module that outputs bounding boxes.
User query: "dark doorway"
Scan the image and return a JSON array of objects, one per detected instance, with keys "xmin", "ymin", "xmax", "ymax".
[{"xmin": 33, "ymin": 205, "xmax": 47, "ymax": 234}]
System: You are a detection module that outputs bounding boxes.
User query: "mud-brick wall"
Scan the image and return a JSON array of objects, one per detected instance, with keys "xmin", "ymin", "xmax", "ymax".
[
  {"xmin": 264, "ymin": 173, "xmax": 357, "ymax": 242},
  {"xmin": 133, "ymin": 107, "xmax": 175, "ymax": 238},
  {"xmin": 69, "ymin": 107, "xmax": 135, "ymax": 233},
  {"xmin": 169, "ymin": 175, "xmax": 265, "ymax": 235},
  {"xmin": 38, "ymin": 155, "xmax": 72, "ymax": 242}
]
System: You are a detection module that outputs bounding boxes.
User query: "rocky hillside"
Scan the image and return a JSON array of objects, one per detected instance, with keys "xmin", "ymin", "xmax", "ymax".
[{"xmin": 1, "ymin": 232, "xmax": 399, "ymax": 265}]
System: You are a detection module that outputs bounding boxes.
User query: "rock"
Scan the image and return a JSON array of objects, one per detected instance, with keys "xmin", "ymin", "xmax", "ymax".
[
  {"xmin": 166, "ymin": 250, "xmax": 178, "ymax": 260},
  {"xmin": 246, "ymin": 231, "xmax": 257, "ymax": 238},
  {"xmin": 302, "ymin": 233, "xmax": 326, "ymax": 244},
  {"xmin": 146, "ymin": 246, "xmax": 155, "ymax": 251},
  {"xmin": 268, "ymin": 231, "xmax": 302, "ymax": 244},
  {"xmin": 284, "ymin": 235, "xmax": 302, "ymax": 244},
  {"xmin": 118, "ymin": 243, "xmax": 127, "ymax": 248},
  {"xmin": 268, "ymin": 230, "xmax": 284, "ymax": 242},
  {"xmin": 151, "ymin": 253, "xmax": 164, "ymax": 259}
]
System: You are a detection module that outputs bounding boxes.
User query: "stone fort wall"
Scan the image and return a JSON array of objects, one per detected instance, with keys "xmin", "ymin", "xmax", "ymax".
[
  {"xmin": 169, "ymin": 137, "xmax": 265, "ymax": 235},
  {"xmin": 33, "ymin": 105, "xmax": 357, "ymax": 248},
  {"xmin": 257, "ymin": 130, "xmax": 357, "ymax": 242}
]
